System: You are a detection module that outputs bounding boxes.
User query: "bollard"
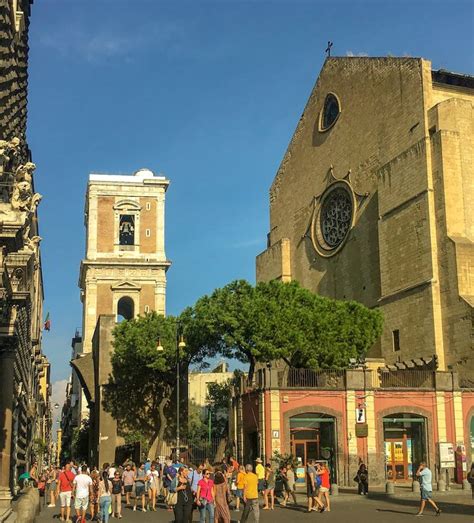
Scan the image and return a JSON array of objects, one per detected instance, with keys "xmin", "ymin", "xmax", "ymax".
[
  {"xmin": 330, "ymin": 483, "xmax": 338, "ymax": 496},
  {"xmin": 412, "ymin": 480, "xmax": 420, "ymax": 493},
  {"xmin": 385, "ymin": 481, "xmax": 395, "ymax": 495},
  {"xmin": 437, "ymin": 478, "xmax": 446, "ymax": 492}
]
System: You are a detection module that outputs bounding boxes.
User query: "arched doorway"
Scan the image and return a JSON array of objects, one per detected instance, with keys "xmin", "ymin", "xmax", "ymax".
[
  {"xmin": 383, "ymin": 413, "xmax": 427, "ymax": 481},
  {"xmin": 117, "ymin": 296, "xmax": 134, "ymax": 322},
  {"xmin": 290, "ymin": 412, "xmax": 337, "ymax": 482}
]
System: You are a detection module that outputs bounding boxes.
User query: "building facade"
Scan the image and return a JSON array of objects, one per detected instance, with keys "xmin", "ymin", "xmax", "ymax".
[
  {"xmin": 0, "ymin": 0, "xmax": 51, "ymax": 515},
  {"xmin": 232, "ymin": 365, "xmax": 474, "ymax": 487},
  {"xmin": 72, "ymin": 169, "xmax": 170, "ymax": 466},
  {"xmin": 256, "ymin": 57, "xmax": 473, "ymax": 378}
]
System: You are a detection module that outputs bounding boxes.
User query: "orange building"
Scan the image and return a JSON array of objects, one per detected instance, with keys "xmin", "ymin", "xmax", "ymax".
[{"xmin": 232, "ymin": 364, "xmax": 474, "ymax": 487}]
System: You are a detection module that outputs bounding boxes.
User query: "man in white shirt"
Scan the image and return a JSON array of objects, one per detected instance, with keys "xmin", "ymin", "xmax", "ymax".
[
  {"xmin": 72, "ymin": 466, "xmax": 92, "ymax": 523},
  {"xmin": 415, "ymin": 462, "xmax": 441, "ymax": 517}
]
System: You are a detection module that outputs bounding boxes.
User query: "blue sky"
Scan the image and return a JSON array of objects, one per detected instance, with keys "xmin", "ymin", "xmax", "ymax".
[{"xmin": 28, "ymin": 0, "xmax": 474, "ymax": 384}]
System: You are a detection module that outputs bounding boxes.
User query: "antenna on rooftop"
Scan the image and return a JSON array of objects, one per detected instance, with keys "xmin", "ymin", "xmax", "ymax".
[{"xmin": 325, "ymin": 41, "xmax": 333, "ymax": 57}]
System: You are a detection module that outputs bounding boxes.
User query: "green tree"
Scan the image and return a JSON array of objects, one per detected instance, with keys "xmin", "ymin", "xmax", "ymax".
[
  {"xmin": 72, "ymin": 418, "xmax": 90, "ymax": 462},
  {"xmin": 182, "ymin": 280, "xmax": 383, "ymax": 380},
  {"xmin": 102, "ymin": 313, "xmax": 197, "ymax": 456}
]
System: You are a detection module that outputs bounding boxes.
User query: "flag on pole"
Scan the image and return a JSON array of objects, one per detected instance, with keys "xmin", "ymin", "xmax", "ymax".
[{"xmin": 44, "ymin": 312, "xmax": 51, "ymax": 331}]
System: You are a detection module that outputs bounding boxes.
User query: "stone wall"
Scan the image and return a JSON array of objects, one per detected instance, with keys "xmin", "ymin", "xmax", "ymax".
[{"xmin": 257, "ymin": 56, "xmax": 473, "ymax": 375}]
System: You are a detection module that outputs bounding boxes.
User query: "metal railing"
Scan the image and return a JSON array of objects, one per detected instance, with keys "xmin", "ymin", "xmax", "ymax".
[
  {"xmin": 283, "ymin": 368, "xmax": 346, "ymax": 389},
  {"xmin": 377, "ymin": 369, "xmax": 435, "ymax": 389}
]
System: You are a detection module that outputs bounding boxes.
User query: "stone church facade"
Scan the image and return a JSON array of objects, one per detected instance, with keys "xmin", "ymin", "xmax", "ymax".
[
  {"xmin": 72, "ymin": 169, "xmax": 170, "ymax": 465},
  {"xmin": 0, "ymin": 0, "xmax": 51, "ymax": 515},
  {"xmin": 257, "ymin": 57, "xmax": 473, "ymax": 377}
]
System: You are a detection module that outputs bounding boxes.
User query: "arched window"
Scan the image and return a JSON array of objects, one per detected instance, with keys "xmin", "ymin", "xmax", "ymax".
[{"xmin": 117, "ymin": 296, "xmax": 134, "ymax": 322}]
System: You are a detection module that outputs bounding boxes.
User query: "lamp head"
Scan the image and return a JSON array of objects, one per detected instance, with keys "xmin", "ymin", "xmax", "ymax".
[
  {"xmin": 178, "ymin": 335, "xmax": 186, "ymax": 349},
  {"xmin": 156, "ymin": 339, "xmax": 164, "ymax": 352}
]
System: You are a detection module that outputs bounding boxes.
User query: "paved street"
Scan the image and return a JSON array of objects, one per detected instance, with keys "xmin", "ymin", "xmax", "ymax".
[{"xmin": 35, "ymin": 492, "xmax": 474, "ymax": 523}]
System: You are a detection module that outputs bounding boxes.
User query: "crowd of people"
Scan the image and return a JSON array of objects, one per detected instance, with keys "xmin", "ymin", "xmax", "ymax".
[{"xmin": 30, "ymin": 456, "xmax": 336, "ymax": 523}]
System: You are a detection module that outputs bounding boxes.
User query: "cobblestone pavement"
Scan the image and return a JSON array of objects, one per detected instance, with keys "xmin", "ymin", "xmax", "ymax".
[{"xmin": 35, "ymin": 492, "xmax": 474, "ymax": 523}]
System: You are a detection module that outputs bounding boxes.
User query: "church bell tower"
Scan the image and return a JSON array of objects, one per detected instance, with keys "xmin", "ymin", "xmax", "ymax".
[{"xmin": 79, "ymin": 168, "xmax": 171, "ymax": 355}]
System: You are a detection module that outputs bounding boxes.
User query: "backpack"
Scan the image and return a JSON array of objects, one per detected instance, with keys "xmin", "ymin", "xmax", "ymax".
[
  {"xmin": 315, "ymin": 475, "xmax": 322, "ymax": 488},
  {"xmin": 169, "ymin": 475, "xmax": 178, "ymax": 493}
]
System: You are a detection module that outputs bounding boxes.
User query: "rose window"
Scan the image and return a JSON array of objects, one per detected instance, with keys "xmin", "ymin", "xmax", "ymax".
[{"xmin": 320, "ymin": 187, "xmax": 353, "ymax": 248}]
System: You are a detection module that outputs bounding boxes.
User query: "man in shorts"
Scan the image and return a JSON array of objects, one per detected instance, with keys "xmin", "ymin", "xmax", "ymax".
[
  {"xmin": 122, "ymin": 464, "xmax": 135, "ymax": 507},
  {"xmin": 255, "ymin": 458, "xmax": 265, "ymax": 499},
  {"xmin": 134, "ymin": 462, "xmax": 147, "ymax": 512},
  {"xmin": 307, "ymin": 460, "xmax": 324, "ymax": 513},
  {"xmin": 56, "ymin": 463, "xmax": 75, "ymax": 522},
  {"xmin": 415, "ymin": 462, "xmax": 442, "ymax": 517},
  {"xmin": 72, "ymin": 465, "xmax": 92, "ymax": 523}
]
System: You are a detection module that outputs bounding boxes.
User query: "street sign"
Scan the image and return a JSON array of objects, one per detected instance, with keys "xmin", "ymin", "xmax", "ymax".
[{"xmin": 356, "ymin": 407, "xmax": 366, "ymax": 424}]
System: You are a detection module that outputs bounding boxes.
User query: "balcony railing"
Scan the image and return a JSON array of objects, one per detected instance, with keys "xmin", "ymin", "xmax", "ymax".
[
  {"xmin": 284, "ymin": 368, "xmax": 346, "ymax": 389},
  {"xmin": 375, "ymin": 369, "xmax": 435, "ymax": 389}
]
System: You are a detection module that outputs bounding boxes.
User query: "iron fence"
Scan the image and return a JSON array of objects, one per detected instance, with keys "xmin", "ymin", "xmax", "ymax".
[
  {"xmin": 377, "ymin": 369, "xmax": 435, "ymax": 389},
  {"xmin": 284, "ymin": 368, "xmax": 346, "ymax": 389}
]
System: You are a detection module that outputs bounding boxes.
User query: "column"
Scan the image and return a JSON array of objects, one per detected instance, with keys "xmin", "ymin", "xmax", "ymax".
[
  {"xmin": 346, "ymin": 390, "xmax": 357, "ymax": 486},
  {"xmin": 453, "ymin": 391, "xmax": 464, "ymax": 445},
  {"xmin": 269, "ymin": 390, "xmax": 281, "ymax": 455},
  {"xmin": 0, "ymin": 343, "xmax": 16, "ymax": 511},
  {"xmin": 436, "ymin": 391, "xmax": 447, "ymax": 442}
]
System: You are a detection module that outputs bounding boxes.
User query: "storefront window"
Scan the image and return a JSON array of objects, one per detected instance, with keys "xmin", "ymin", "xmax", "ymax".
[
  {"xmin": 383, "ymin": 413, "xmax": 427, "ymax": 481},
  {"xmin": 290, "ymin": 413, "xmax": 337, "ymax": 483}
]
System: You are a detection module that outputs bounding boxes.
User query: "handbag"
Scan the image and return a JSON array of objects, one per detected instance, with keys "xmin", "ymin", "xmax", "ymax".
[{"xmin": 166, "ymin": 492, "xmax": 178, "ymax": 506}]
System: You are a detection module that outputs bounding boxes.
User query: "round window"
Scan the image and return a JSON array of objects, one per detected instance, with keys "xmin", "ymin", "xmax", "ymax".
[
  {"xmin": 319, "ymin": 186, "xmax": 353, "ymax": 249},
  {"xmin": 321, "ymin": 93, "xmax": 340, "ymax": 131}
]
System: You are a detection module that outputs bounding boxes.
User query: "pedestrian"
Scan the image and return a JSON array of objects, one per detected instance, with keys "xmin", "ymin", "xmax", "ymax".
[
  {"xmin": 214, "ymin": 470, "xmax": 231, "ymax": 523},
  {"xmin": 255, "ymin": 458, "xmax": 265, "ymax": 500},
  {"xmin": 306, "ymin": 460, "xmax": 324, "ymax": 513},
  {"xmin": 72, "ymin": 465, "xmax": 93, "ymax": 523},
  {"xmin": 468, "ymin": 463, "xmax": 474, "ymax": 499},
  {"xmin": 234, "ymin": 465, "xmax": 245, "ymax": 512},
  {"xmin": 47, "ymin": 466, "xmax": 58, "ymax": 507},
  {"xmin": 263, "ymin": 463, "xmax": 275, "ymax": 510},
  {"xmin": 173, "ymin": 466, "xmax": 194, "ymax": 523},
  {"xmin": 89, "ymin": 470, "xmax": 99, "ymax": 521},
  {"xmin": 196, "ymin": 468, "xmax": 215, "ymax": 523},
  {"xmin": 108, "ymin": 464, "xmax": 116, "ymax": 480},
  {"xmin": 146, "ymin": 462, "xmax": 159, "ymax": 511},
  {"xmin": 240, "ymin": 464, "xmax": 259, "ymax": 523},
  {"xmin": 133, "ymin": 463, "xmax": 147, "ymax": 512},
  {"xmin": 317, "ymin": 462, "xmax": 331, "ymax": 512},
  {"xmin": 29, "ymin": 461, "xmax": 39, "ymax": 487},
  {"xmin": 163, "ymin": 459, "xmax": 177, "ymax": 512},
  {"xmin": 283, "ymin": 464, "xmax": 297, "ymax": 506},
  {"xmin": 111, "ymin": 471, "xmax": 123, "ymax": 518},
  {"xmin": 98, "ymin": 471, "xmax": 112, "ymax": 523},
  {"xmin": 56, "ymin": 462, "xmax": 75, "ymax": 523},
  {"xmin": 355, "ymin": 463, "xmax": 369, "ymax": 495},
  {"xmin": 415, "ymin": 462, "xmax": 442, "ymax": 516},
  {"xmin": 121, "ymin": 464, "xmax": 134, "ymax": 507}
]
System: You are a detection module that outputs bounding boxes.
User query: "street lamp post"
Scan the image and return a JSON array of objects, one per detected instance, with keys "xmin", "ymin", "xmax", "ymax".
[
  {"xmin": 156, "ymin": 325, "xmax": 186, "ymax": 460},
  {"xmin": 176, "ymin": 326, "xmax": 186, "ymax": 458}
]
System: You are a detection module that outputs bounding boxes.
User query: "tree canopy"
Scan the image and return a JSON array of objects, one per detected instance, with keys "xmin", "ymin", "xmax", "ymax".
[
  {"xmin": 103, "ymin": 279, "xmax": 383, "ymax": 451},
  {"xmin": 182, "ymin": 279, "xmax": 383, "ymax": 378}
]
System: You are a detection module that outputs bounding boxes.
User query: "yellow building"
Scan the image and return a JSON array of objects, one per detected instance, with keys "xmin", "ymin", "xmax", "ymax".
[
  {"xmin": 73, "ymin": 168, "xmax": 170, "ymax": 465},
  {"xmin": 257, "ymin": 57, "xmax": 473, "ymax": 378}
]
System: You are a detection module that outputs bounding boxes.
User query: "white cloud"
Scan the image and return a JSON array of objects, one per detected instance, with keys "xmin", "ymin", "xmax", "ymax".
[
  {"xmin": 346, "ymin": 51, "xmax": 369, "ymax": 57},
  {"xmin": 229, "ymin": 238, "xmax": 263, "ymax": 249},
  {"xmin": 37, "ymin": 21, "xmax": 183, "ymax": 64}
]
